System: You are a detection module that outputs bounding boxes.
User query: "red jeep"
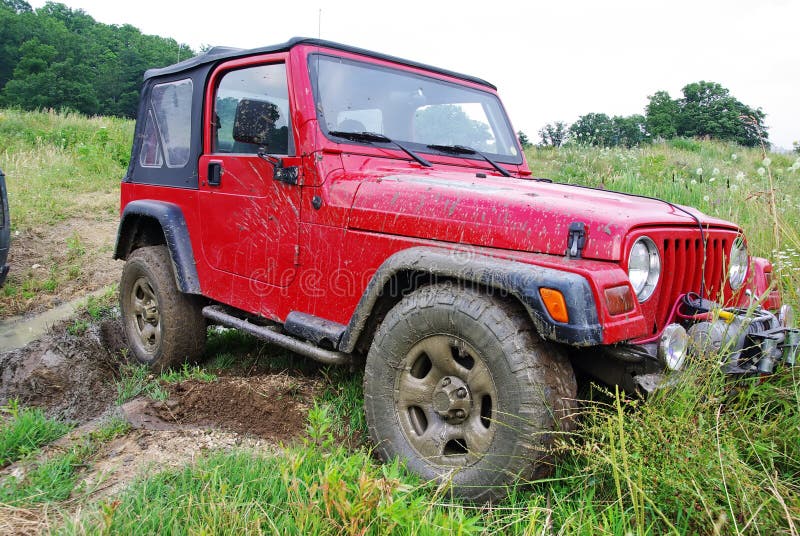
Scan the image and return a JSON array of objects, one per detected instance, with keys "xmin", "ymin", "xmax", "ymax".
[{"xmin": 115, "ymin": 38, "xmax": 798, "ymax": 500}]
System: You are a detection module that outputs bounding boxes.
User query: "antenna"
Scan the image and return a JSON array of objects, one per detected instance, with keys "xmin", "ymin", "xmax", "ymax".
[{"xmin": 318, "ymin": 8, "xmax": 322, "ymax": 39}]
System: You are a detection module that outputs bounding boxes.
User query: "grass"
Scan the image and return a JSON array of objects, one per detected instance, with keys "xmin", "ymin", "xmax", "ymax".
[
  {"xmin": 0, "ymin": 417, "xmax": 130, "ymax": 506},
  {"xmin": 0, "ymin": 400, "xmax": 73, "ymax": 467},
  {"xmin": 0, "ymin": 108, "xmax": 132, "ymax": 231},
  {"xmin": 66, "ymin": 366, "xmax": 800, "ymax": 535},
  {"xmin": 115, "ymin": 362, "xmax": 218, "ymax": 405}
]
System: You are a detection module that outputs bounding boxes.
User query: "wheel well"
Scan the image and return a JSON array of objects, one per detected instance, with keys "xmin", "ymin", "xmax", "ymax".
[
  {"xmin": 353, "ymin": 270, "xmax": 525, "ymax": 355},
  {"xmin": 116, "ymin": 215, "xmax": 166, "ymax": 260}
]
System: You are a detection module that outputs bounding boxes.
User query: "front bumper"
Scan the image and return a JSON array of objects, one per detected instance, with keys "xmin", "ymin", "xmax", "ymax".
[{"xmin": 627, "ymin": 296, "xmax": 799, "ymax": 393}]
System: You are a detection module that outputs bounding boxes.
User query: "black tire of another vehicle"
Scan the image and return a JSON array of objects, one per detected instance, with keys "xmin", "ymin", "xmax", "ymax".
[
  {"xmin": 364, "ymin": 283, "xmax": 577, "ymax": 503},
  {"xmin": 119, "ymin": 245, "xmax": 206, "ymax": 371}
]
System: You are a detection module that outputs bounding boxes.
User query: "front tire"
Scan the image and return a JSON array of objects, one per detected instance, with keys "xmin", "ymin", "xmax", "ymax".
[
  {"xmin": 120, "ymin": 245, "xmax": 205, "ymax": 371},
  {"xmin": 364, "ymin": 283, "xmax": 576, "ymax": 502}
]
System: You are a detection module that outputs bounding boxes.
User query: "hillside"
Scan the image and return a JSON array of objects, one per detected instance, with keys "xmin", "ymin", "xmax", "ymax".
[{"xmin": 0, "ymin": 109, "xmax": 798, "ymax": 534}]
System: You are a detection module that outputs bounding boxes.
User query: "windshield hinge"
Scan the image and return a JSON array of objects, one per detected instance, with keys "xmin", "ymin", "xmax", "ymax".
[{"xmin": 566, "ymin": 222, "xmax": 586, "ymax": 258}]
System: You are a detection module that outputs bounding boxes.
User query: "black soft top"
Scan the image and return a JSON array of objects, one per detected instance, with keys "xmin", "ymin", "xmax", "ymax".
[{"xmin": 144, "ymin": 37, "xmax": 496, "ymax": 90}]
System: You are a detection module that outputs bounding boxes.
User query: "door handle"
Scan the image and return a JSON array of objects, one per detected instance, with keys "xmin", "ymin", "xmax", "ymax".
[{"xmin": 208, "ymin": 161, "xmax": 223, "ymax": 187}]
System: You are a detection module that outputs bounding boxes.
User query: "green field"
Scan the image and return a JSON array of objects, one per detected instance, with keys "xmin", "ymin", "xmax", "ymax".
[{"xmin": 1, "ymin": 109, "xmax": 798, "ymax": 534}]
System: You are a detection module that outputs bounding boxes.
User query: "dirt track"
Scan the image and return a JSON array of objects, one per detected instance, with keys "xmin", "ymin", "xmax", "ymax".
[{"xmin": 0, "ymin": 306, "xmax": 328, "ymax": 533}]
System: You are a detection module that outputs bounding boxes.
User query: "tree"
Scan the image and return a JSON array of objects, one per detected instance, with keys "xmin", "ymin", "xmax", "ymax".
[
  {"xmin": 0, "ymin": 0, "xmax": 32, "ymax": 13},
  {"xmin": 537, "ymin": 122, "xmax": 568, "ymax": 147},
  {"xmin": 517, "ymin": 130, "xmax": 532, "ymax": 149},
  {"xmin": 611, "ymin": 114, "xmax": 649, "ymax": 147},
  {"xmin": 677, "ymin": 81, "xmax": 767, "ymax": 146},
  {"xmin": 0, "ymin": 2, "xmax": 194, "ymax": 117},
  {"xmin": 569, "ymin": 113, "xmax": 614, "ymax": 146},
  {"xmin": 645, "ymin": 90, "xmax": 679, "ymax": 139}
]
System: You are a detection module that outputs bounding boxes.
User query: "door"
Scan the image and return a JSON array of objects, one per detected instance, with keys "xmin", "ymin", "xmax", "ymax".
[{"xmin": 199, "ymin": 60, "xmax": 301, "ymax": 290}]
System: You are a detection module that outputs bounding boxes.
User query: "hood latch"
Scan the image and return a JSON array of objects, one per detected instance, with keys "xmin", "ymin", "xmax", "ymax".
[{"xmin": 566, "ymin": 222, "xmax": 586, "ymax": 258}]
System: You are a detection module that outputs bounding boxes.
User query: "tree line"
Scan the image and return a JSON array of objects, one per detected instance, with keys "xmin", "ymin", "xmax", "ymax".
[
  {"xmin": 532, "ymin": 81, "xmax": 768, "ymax": 149},
  {"xmin": 0, "ymin": 0, "xmax": 193, "ymax": 118}
]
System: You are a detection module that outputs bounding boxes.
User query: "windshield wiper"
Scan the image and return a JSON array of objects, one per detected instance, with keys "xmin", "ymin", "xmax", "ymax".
[
  {"xmin": 328, "ymin": 130, "xmax": 432, "ymax": 168},
  {"xmin": 426, "ymin": 144, "xmax": 511, "ymax": 177}
]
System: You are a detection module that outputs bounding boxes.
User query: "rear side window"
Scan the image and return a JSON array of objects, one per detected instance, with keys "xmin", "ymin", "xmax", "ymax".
[
  {"xmin": 139, "ymin": 110, "xmax": 164, "ymax": 168},
  {"xmin": 149, "ymin": 79, "xmax": 193, "ymax": 168}
]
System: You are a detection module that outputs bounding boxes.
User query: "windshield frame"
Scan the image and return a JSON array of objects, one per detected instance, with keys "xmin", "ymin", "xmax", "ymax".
[{"xmin": 307, "ymin": 53, "xmax": 523, "ymax": 166}]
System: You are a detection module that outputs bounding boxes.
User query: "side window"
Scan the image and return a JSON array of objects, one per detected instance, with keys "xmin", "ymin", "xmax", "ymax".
[
  {"xmin": 139, "ymin": 109, "xmax": 164, "ymax": 168},
  {"xmin": 150, "ymin": 79, "xmax": 193, "ymax": 168},
  {"xmin": 214, "ymin": 63, "xmax": 292, "ymax": 155}
]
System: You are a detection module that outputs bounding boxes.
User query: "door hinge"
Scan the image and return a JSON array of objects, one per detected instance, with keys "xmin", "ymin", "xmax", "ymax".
[
  {"xmin": 294, "ymin": 244, "xmax": 300, "ymax": 266},
  {"xmin": 566, "ymin": 222, "xmax": 586, "ymax": 258}
]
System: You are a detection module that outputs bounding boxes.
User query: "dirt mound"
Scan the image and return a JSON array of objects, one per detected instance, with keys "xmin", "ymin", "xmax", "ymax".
[
  {"xmin": 140, "ymin": 375, "xmax": 319, "ymax": 442},
  {"xmin": 0, "ymin": 318, "xmax": 126, "ymax": 422}
]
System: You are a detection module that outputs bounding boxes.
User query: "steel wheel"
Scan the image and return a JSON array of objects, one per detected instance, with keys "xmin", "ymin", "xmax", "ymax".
[
  {"xmin": 120, "ymin": 245, "xmax": 206, "ymax": 371},
  {"xmin": 396, "ymin": 334, "xmax": 497, "ymax": 466},
  {"xmin": 130, "ymin": 277, "xmax": 162, "ymax": 353},
  {"xmin": 364, "ymin": 283, "xmax": 577, "ymax": 502}
]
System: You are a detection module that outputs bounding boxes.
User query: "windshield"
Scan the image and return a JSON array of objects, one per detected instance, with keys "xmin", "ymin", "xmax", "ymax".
[{"xmin": 308, "ymin": 54, "xmax": 521, "ymax": 164}]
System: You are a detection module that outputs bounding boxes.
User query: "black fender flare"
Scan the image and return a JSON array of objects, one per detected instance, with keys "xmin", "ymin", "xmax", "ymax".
[
  {"xmin": 114, "ymin": 200, "xmax": 201, "ymax": 294},
  {"xmin": 339, "ymin": 246, "xmax": 602, "ymax": 352}
]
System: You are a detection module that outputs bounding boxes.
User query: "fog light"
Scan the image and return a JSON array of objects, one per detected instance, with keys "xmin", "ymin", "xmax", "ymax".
[
  {"xmin": 779, "ymin": 305, "xmax": 795, "ymax": 328},
  {"xmin": 659, "ymin": 324, "xmax": 688, "ymax": 371}
]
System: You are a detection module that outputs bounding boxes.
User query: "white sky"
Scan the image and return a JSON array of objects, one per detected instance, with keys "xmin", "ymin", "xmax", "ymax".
[{"xmin": 28, "ymin": 0, "xmax": 800, "ymax": 150}]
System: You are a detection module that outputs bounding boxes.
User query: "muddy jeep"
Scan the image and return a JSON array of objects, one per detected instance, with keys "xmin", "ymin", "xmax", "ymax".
[{"xmin": 115, "ymin": 38, "xmax": 798, "ymax": 501}]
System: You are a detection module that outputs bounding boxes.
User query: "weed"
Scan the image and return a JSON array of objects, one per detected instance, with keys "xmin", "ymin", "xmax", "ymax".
[
  {"xmin": 318, "ymin": 368, "xmax": 367, "ymax": 439},
  {"xmin": 114, "ymin": 365, "xmax": 167, "ymax": 404},
  {"xmin": 65, "ymin": 233, "xmax": 86, "ymax": 259},
  {"xmin": 159, "ymin": 363, "xmax": 217, "ymax": 384},
  {"xmin": 82, "ymin": 287, "xmax": 117, "ymax": 321},
  {"xmin": 66, "ymin": 319, "xmax": 89, "ymax": 335}
]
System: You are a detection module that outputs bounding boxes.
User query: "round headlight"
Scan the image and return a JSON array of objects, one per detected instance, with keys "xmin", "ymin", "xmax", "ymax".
[
  {"xmin": 628, "ymin": 236, "xmax": 661, "ymax": 302},
  {"xmin": 728, "ymin": 237, "xmax": 748, "ymax": 290}
]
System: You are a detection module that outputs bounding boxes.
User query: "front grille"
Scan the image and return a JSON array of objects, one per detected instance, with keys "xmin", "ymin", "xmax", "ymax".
[
  {"xmin": 628, "ymin": 227, "xmax": 742, "ymax": 338},
  {"xmin": 655, "ymin": 233, "xmax": 729, "ymax": 329}
]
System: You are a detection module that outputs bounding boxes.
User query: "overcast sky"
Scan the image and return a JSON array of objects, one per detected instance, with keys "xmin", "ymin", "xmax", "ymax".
[{"xmin": 28, "ymin": 0, "xmax": 800, "ymax": 150}]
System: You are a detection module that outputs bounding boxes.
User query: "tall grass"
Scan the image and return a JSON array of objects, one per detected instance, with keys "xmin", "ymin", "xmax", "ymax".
[{"xmin": 0, "ymin": 108, "xmax": 133, "ymax": 230}]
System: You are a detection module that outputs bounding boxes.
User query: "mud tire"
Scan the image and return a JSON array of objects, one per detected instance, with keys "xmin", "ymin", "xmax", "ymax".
[
  {"xmin": 120, "ymin": 245, "xmax": 205, "ymax": 371},
  {"xmin": 364, "ymin": 283, "xmax": 577, "ymax": 503}
]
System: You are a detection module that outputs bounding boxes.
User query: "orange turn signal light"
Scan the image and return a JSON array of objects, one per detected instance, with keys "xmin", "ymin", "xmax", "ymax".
[
  {"xmin": 604, "ymin": 285, "xmax": 635, "ymax": 316},
  {"xmin": 539, "ymin": 288, "xmax": 569, "ymax": 323}
]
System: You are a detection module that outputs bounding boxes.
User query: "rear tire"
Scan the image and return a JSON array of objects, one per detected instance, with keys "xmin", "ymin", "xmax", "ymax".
[
  {"xmin": 364, "ymin": 283, "xmax": 577, "ymax": 503},
  {"xmin": 119, "ymin": 245, "xmax": 205, "ymax": 371}
]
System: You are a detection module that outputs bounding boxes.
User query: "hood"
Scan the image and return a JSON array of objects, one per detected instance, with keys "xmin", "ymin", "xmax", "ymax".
[{"xmin": 347, "ymin": 168, "xmax": 739, "ymax": 261}]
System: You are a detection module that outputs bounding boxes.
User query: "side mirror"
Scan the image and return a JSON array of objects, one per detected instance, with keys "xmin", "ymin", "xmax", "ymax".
[{"xmin": 232, "ymin": 99, "xmax": 279, "ymax": 146}]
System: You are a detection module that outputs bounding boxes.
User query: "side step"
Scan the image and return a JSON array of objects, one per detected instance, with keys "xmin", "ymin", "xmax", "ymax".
[{"xmin": 202, "ymin": 305, "xmax": 351, "ymax": 366}]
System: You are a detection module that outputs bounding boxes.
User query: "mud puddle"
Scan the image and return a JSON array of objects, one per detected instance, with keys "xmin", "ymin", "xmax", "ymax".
[
  {"xmin": 0, "ymin": 316, "xmax": 126, "ymax": 422},
  {"xmin": 0, "ymin": 286, "xmax": 116, "ymax": 353}
]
